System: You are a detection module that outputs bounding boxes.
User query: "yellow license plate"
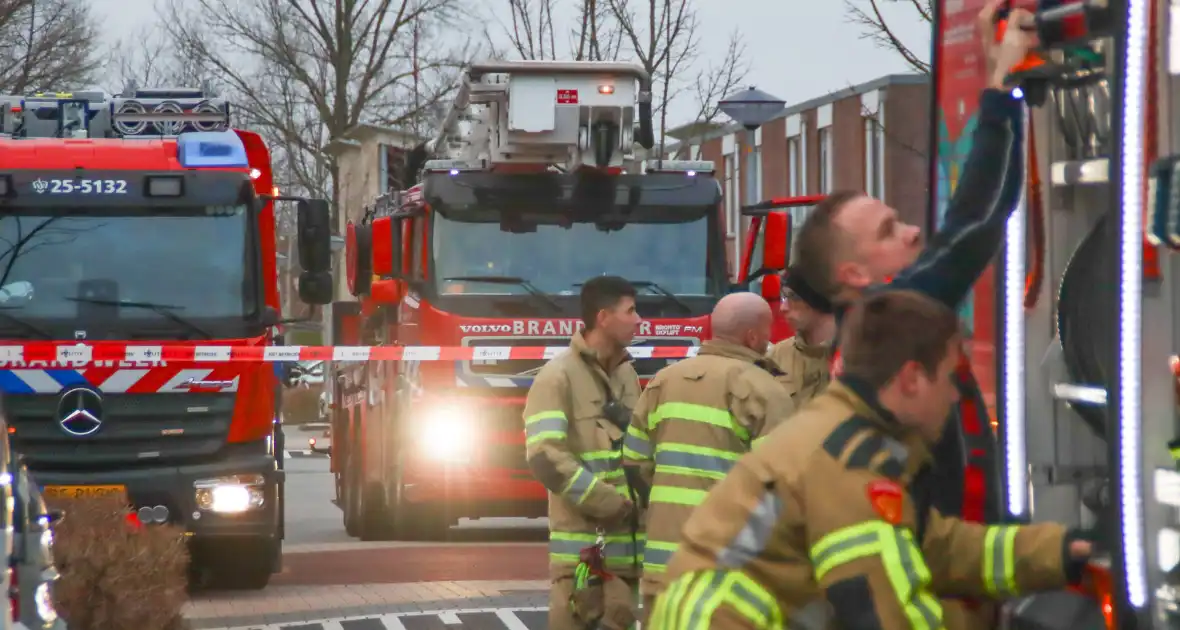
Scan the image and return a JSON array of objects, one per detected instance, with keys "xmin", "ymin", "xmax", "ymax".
[{"xmin": 43, "ymin": 485, "xmax": 126, "ymax": 500}]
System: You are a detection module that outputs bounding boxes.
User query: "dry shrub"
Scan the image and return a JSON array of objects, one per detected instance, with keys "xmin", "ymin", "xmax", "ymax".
[
  {"xmin": 47, "ymin": 493, "xmax": 190, "ymax": 630},
  {"xmin": 282, "ymin": 386, "xmax": 320, "ymax": 424}
]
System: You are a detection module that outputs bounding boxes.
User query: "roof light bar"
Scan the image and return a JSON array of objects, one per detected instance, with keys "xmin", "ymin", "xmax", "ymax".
[
  {"xmin": 645, "ymin": 160, "xmax": 714, "ymax": 175},
  {"xmin": 176, "ymin": 131, "xmax": 249, "ymax": 169}
]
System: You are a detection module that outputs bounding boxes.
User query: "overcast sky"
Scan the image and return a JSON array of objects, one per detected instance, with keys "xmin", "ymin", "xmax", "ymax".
[{"xmin": 87, "ymin": 0, "xmax": 931, "ymax": 129}]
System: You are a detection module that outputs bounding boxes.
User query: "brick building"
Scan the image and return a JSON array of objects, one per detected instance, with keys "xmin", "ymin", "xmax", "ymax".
[{"xmin": 664, "ymin": 73, "xmax": 931, "ymax": 277}]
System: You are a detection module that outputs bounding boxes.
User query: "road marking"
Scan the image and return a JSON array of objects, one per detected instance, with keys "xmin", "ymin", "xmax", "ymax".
[
  {"xmin": 211, "ymin": 606, "xmax": 548, "ymax": 630},
  {"xmin": 285, "ymin": 450, "xmax": 329, "ymax": 459}
]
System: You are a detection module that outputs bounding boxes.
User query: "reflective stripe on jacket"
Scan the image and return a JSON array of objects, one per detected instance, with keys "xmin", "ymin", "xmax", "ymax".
[
  {"xmin": 623, "ymin": 340, "xmax": 795, "ymax": 595},
  {"xmin": 650, "ymin": 379, "xmax": 1075, "ymax": 629},
  {"xmin": 523, "ymin": 331, "xmax": 642, "ymax": 576},
  {"xmin": 766, "ymin": 335, "xmax": 831, "ymax": 406}
]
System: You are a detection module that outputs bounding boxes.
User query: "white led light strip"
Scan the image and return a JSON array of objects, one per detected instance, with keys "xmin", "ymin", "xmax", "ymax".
[
  {"xmin": 1003, "ymin": 105, "xmax": 1029, "ymax": 518},
  {"xmin": 1119, "ymin": 0, "xmax": 1149, "ymax": 609}
]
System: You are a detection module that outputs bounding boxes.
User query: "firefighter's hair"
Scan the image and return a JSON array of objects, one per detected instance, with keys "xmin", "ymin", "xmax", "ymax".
[
  {"xmin": 839, "ymin": 290, "xmax": 961, "ymax": 389},
  {"xmin": 580, "ymin": 275, "xmax": 637, "ymax": 330},
  {"xmin": 792, "ymin": 189, "xmax": 864, "ymax": 299}
]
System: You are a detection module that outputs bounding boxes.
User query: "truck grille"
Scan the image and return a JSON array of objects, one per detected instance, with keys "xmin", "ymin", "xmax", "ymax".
[
  {"xmin": 4, "ymin": 393, "xmax": 235, "ymax": 470},
  {"xmin": 465, "ymin": 337, "xmax": 697, "ymax": 379}
]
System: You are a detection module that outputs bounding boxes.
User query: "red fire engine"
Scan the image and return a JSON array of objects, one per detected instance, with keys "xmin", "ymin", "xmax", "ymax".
[
  {"xmin": 0, "ymin": 87, "xmax": 333, "ymax": 589},
  {"xmin": 327, "ymin": 60, "xmax": 727, "ymax": 540}
]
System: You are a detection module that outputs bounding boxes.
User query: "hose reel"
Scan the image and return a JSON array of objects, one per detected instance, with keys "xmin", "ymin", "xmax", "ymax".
[{"xmin": 1056, "ymin": 215, "xmax": 1113, "ymax": 438}]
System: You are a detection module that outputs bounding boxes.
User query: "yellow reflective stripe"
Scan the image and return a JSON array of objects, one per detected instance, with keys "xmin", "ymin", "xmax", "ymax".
[
  {"xmin": 623, "ymin": 423, "xmax": 652, "ymax": 460},
  {"xmin": 643, "ymin": 539, "xmax": 679, "ymax": 573},
  {"xmin": 561, "ymin": 468, "xmax": 599, "ymax": 504},
  {"xmin": 809, "ymin": 522, "xmax": 943, "ymax": 630},
  {"xmin": 653, "ymin": 442, "xmax": 739, "ymax": 480},
  {"xmin": 882, "ymin": 528, "xmax": 942, "ymax": 629},
  {"xmin": 548, "ymin": 531, "xmax": 645, "ymax": 565},
  {"xmin": 810, "ymin": 521, "xmax": 888, "ymax": 580},
  {"xmin": 649, "ymin": 570, "xmax": 782, "ymax": 630},
  {"xmin": 983, "ymin": 525, "xmax": 1020, "ymax": 596},
  {"xmin": 524, "ymin": 410, "xmax": 567, "ymax": 445},
  {"xmin": 752, "ymin": 435, "xmax": 767, "ymax": 448},
  {"xmin": 649, "ymin": 485, "xmax": 708, "ymax": 506},
  {"xmin": 648, "ymin": 402, "xmax": 750, "ymax": 443}
]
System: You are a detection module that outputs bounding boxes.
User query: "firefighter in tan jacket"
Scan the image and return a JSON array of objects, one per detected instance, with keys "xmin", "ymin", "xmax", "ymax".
[
  {"xmin": 648, "ymin": 291, "xmax": 1094, "ymax": 630},
  {"xmin": 767, "ymin": 266, "xmax": 836, "ymax": 405},
  {"xmin": 523, "ymin": 276, "xmax": 643, "ymax": 630},
  {"xmin": 622, "ymin": 292, "xmax": 795, "ymax": 619}
]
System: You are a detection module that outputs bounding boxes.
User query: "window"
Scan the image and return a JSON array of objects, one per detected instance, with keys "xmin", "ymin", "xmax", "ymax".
[
  {"xmin": 411, "ymin": 216, "xmax": 425, "ymax": 277},
  {"xmin": 787, "ymin": 137, "xmax": 800, "ymax": 195},
  {"xmin": 818, "ymin": 127, "xmax": 832, "ymax": 193},
  {"xmin": 864, "ymin": 117, "xmax": 883, "ymax": 196},
  {"xmin": 724, "ymin": 154, "xmax": 738, "ymax": 237}
]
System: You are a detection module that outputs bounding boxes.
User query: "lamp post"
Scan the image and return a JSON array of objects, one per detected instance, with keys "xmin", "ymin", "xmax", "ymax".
[{"xmin": 718, "ymin": 86, "xmax": 786, "ymax": 215}]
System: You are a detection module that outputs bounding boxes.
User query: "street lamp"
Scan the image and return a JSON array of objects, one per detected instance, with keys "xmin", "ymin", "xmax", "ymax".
[{"xmin": 718, "ymin": 86, "xmax": 786, "ymax": 212}]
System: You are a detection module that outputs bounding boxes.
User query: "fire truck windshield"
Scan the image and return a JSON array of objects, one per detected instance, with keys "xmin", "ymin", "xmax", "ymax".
[
  {"xmin": 0, "ymin": 207, "xmax": 259, "ymax": 336},
  {"xmin": 431, "ymin": 211, "xmax": 711, "ymax": 296}
]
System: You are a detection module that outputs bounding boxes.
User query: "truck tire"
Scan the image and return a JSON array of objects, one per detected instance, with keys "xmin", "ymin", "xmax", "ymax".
[
  {"xmin": 343, "ymin": 438, "xmax": 362, "ymax": 538},
  {"xmin": 357, "ymin": 481, "xmax": 394, "ymax": 541}
]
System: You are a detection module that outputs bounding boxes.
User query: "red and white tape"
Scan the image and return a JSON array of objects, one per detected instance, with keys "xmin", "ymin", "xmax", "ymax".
[{"xmin": 0, "ymin": 344, "xmax": 701, "ymax": 366}]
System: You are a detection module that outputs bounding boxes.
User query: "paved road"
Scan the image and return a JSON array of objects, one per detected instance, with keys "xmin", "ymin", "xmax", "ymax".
[{"xmin": 187, "ymin": 425, "xmax": 551, "ymax": 630}]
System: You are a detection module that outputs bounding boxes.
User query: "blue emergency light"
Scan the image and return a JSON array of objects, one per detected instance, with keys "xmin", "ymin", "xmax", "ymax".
[{"xmin": 177, "ymin": 130, "xmax": 249, "ymax": 169}]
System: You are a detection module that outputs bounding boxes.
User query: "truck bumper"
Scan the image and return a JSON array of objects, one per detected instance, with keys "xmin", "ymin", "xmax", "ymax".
[
  {"xmin": 30, "ymin": 452, "xmax": 282, "ymax": 541},
  {"xmin": 403, "ymin": 467, "xmax": 547, "ymax": 518}
]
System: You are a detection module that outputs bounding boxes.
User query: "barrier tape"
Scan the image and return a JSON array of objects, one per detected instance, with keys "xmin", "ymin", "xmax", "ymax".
[{"xmin": 0, "ymin": 344, "xmax": 701, "ymax": 366}]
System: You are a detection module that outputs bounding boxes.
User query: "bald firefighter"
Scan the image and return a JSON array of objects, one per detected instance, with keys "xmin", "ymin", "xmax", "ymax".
[
  {"xmin": 648, "ymin": 291, "xmax": 1094, "ymax": 630},
  {"xmin": 523, "ymin": 275, "xmax": 643, "ymax": 630},
  {"xmin": 623, "ymin": 292, "xmax": 795, "ymax": 621},
  {"xmin": 767, "ymin": 266, "xmax": 837, "ymax": 406}
]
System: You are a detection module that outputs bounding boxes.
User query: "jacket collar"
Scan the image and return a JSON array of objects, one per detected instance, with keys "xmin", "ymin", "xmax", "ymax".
[
  {"xmin": 570, "ymin": 330, "xmax": 633, "ymax": 372},
  {"xmin": 699, "ymin": 339, "xmax": 764, "ymax": 363},
  {"xmin": 792, "ymin": 335, "xmax": 832, "ymax": 358},
  {"xmin": 827, "ymin": 377, "xmax": 932, "ymax": 470},
  {"xmin": 700, "ymin": 340, "xmax": 784, "ymax": 376}
]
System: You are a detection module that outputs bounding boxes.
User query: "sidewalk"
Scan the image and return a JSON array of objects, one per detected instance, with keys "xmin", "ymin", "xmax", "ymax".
[{"xmin": 185, "ymin": 580, "xmax": 549, "ymax": 629}]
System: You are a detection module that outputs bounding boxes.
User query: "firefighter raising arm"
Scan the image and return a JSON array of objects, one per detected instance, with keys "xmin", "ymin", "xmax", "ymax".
[{"xmin": 524, "ymin": 365, "xmax": 631, "ymax": 522}]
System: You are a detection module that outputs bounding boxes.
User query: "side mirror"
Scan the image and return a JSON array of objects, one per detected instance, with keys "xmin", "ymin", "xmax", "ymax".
[
  {"xmin": 760, "ymin": 273, "xmax": 782, "ymax": 302},
  {"xmin": 762, "ymin": 212, "xmax": 790, "ymax": 272},
  {"xmin": 297, "ymin": 199, "xmax": 333, "ymax": 274},
  {"xmin": 299, "ymin": 271, "xmax": 333, "ymax": 305}
]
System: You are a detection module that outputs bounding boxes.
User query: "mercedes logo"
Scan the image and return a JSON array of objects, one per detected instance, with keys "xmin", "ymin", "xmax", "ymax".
[{"xmin": 57, "ymin": 387, "xmax": 103, "ymax": 437}]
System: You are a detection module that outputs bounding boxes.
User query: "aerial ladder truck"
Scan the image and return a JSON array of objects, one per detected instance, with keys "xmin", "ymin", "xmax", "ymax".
[
  {"xmin": 329, "ymin": 61, "xmax": 729, "ymax": 540},
  {"xmin": 928, "ymin": 0, "xmax": 1180, "ymax": 626}
]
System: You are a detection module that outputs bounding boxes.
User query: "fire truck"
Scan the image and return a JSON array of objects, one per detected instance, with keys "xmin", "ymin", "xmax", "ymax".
[
  {"xmin": 927, "ymin": 0, "xmax": 1180, "ymax": 626},
  {"xmin": 0, "ymin": 88, "xmax": 334, "ymax": 589},
  {"xmin": 328, "ymin": 60, "xmax": 727, "ymax": 540},
  {"xmin": 737, "ymin": 195, "xmax": 828, "ymax": 342}
]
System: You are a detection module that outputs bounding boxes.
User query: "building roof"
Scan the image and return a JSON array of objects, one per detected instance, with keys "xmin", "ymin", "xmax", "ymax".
[
  {"xmin": 665, "ymin": 73, "xmax": 927, "ymax": 152},
  {"xmin": 321, "ymin": 123, "xmax": 425, "ymax": 155}
]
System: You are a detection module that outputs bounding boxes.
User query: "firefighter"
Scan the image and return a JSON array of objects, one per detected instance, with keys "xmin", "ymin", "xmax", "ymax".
[
  {"xmin": 647, "ymin": 291, "xmax": 1094, "ymax": 630},
  {"xmin": 788, "ymin": 4, "xmax": 1038, "ymax": 626},
  {"xmin": 766, "ymin": 266, "xmax": 836, "ymax": 406},
  {"xmin": 523, "ymin": 275, "xmax": 643, "ymax": 630},
  {"xmin": 622, "ymin": 292, "xmax": 795, "ymax": 621}
]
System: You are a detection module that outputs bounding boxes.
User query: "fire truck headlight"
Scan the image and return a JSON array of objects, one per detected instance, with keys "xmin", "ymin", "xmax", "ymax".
[
  {"xmin": 193, "ymin": 474, "xmax": 266, "ymax": 513},
  {"xmin": 419, "ymin": 408, "xmax": 473, "ymax": 463}
]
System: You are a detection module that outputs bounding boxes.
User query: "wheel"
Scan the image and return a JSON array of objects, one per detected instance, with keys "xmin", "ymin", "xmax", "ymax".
[
  {"xmin": 389, "ymin": 465, "xmax": 445, "ymax": 541},
  {"xmin": 343, "ymin": 440, "xmax": 362, "ymax": 538},
  {"xmin": 194, "ymin": 537, "xmax": 277, "ymax": 590},
  {"xmin": 357, "ymin": 481, "xmax": 394, "ymax": 541}
]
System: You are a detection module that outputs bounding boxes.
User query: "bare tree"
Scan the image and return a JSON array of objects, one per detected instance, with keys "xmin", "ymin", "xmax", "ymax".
[
  {"xmin": 0, "ymin": 0, "xmax": 102, "ymax": 93},
  {"xmin": 106, "ymin": 26, "xmax": 228, "ymax": 96},
  {"xmin": 844, "ymin": 0, "xmax": 932, "ymax": 74},
  {"xmin": 606, "ymin": 0, "xmax": 701, "ymax": 153},
  {"xmin": 158, "ymin": 0, "xmax": 472, "ymax": 226},
  {"xmin": 485, "ymin": 0, "xmax": 622, "ymax": 62},
  {"xmin": 689, "ymin": 32, "xmax": 749, "ymax": 130}
]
